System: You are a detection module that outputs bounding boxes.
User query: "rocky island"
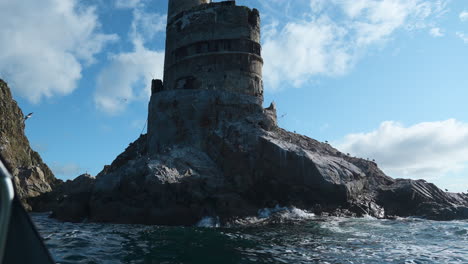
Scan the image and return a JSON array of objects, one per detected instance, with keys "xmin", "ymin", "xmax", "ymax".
[{"xmin": 1, "ymin": 0, "xmax": 467, "ymax": 226}]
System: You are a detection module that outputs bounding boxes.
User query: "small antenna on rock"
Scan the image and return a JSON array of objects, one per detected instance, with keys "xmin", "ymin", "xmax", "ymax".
[{"xmin": 140, "ymin": 119, "xmax": 148, "ymax": 135}]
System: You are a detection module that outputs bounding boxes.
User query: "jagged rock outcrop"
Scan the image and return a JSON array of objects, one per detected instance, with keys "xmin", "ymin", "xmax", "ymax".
[
  {"xmin": 49, "ymin": 90, "xmax": 468, "ymax": 225},
  {"xmin": 0, "ymin": 79, "xmax": 59, "ymax": 210},
  {"xmin": 30, "ymin": 173, "xmax": 95, "ymax": 220},
  {"xmin": 377, "ymin": 179, "xmax": 468, "ymax": 220}
]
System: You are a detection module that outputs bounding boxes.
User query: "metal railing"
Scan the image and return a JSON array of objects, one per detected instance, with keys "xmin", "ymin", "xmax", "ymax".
[{"xmin": 0, "ymin": 160, "xmax": 14, "ymax": 263}]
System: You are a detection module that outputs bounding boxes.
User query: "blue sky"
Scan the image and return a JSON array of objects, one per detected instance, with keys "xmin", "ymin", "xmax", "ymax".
[{"xmin": 1, "ymin": 0, "xmax": 468, "ymax": 192}]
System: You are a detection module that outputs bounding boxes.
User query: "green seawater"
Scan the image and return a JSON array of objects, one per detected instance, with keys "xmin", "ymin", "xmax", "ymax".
[{"xmin": 31, "ymin": 213, "xmax": 468, "ymax": 264}]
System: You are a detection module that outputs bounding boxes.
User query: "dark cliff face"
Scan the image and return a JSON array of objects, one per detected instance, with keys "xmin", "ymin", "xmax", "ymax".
[{"xmin": 0, "ymin": 79, "xmax": 59, "ymax": 210}]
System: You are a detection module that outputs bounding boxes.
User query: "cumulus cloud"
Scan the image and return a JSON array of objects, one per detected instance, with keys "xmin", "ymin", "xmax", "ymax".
[
  {"xmin": 460, "ymin": 11, "xmax": 468, "ymax": 22},
  {"xmin": 456, "ymin": 32, "xmax": 468, "ymax": 44},
  {"xmin": 130, "ymin": 8, "xmax": 166, "ymax": 43},
  {"xmin": 94, "ymin": 40, "xmax": 164, "ymax": 114},
  {"xmin": 0, "ymin": 0, "xmax": 117, "ymax": 103},
  {"xmin": 429, "ymin": 27, "xmax": 444, "ymax": 37},
  {"xmin": 263, "ymin": 17, "xmax": 351, "ymax": 87},
  {"xmin": 336, "ymin": 119, "xmax": 468, "ymax": 180},
  {"xmin": 262, "ymin": 0, "xmax": 448, "ymax": 90},
  {"xmin": 94, "ymin": 4, "xmax": 165, "ymax": 114}
]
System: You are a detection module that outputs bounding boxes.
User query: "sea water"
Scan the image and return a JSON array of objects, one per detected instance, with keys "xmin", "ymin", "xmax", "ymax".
[{"xmin": 31, "ymin": 210, "xmax": 468, "ymax": 264}]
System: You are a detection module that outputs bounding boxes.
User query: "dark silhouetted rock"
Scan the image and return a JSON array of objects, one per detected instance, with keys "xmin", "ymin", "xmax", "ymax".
[{"xmin": 30, "ymin": 173, "xmax": 95, "ymax": 222}]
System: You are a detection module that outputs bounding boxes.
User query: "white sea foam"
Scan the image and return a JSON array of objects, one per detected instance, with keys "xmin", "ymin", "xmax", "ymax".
[
  {"xmin": 362, "ymin": 214, "xmax": 377, "ymax": 220},
  {"xmin": 228, "ymin": 206, "xmax": 316, "ymax": 226},
  {"xmin": 258, "ymin": 205, "xmax": 315, "ymax": 220},
  {"xmin": 196, "ymin": 216, "xmax": 220, "ymax": 228},
  {"xmin": 258, "ymin": 205, "xmax": 286, "ymax": 218}
]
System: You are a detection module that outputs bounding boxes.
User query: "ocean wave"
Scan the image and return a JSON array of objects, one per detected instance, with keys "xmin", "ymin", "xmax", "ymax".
[
  {"xmin": 258, "ymin": 205, "xmax": 315, "ymax": 220},
  {"xmin": 31, "ymin": 213, "xmax": 468, "ymax": 264},
  {"xmin": 227, "ymin": 206, "xmax": 315, "ymax": 227}
]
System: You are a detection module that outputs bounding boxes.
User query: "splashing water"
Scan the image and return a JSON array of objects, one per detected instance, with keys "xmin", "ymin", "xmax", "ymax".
[
  {"xmin": 257, "ymin": 205, "xmax": 315, "ymax": 220},
  {"xmin": 31, "ymin": 213, "xmax": 468, "ymax": 264}
]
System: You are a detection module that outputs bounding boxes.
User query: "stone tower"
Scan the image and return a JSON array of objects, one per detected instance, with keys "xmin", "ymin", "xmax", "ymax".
[
  {"xmin": 148, "ymin": 0, "xmax": 264, "ymax": 153},
  {"xmin": 160, "ymin": 0, "xmax": 263, "ymax": 97}
]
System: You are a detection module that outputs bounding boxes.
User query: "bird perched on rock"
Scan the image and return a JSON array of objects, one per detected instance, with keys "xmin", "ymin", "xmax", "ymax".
[{"xmin": 24, "ymin": 112, "xmax": 33, "ymax": 121}]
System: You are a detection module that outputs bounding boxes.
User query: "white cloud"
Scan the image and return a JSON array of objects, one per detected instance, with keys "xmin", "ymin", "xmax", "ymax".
[
  {"xmin": 130, "ymin": 8, "xmax": 166, "ymax": 43},
  {"xmin": 94, "ymin": 39, "xmax": 164, "ymax": 114},
  {"xmin": 263, "ymin": 17, "xmax": 352, "ymax": 88},
  {"xmin": 115, "ymin": 0, "xmax": 142, "ymax": 9},
  {"xmin": 309, "ymin": 0, "xmax": 327, "ymax": 12},
  {"xmin": 456, "ymin": 32, "xmax": 468, "ymax": 43},
  {"xmin": 0, "ymin": 0, "xmax": 117, "ymax": 103},
  {"xmin": 262, "ymin": 0, "xmax": 448, "ymax": 90},
  {"xmin": 336, "ymin": 119, "xmax": 468, "ymax": 181},
  {"xmin": 94, "ymin": 4, "xmax": 165, "ymax": 114},
  {"xmin": 460, "ymin": 11, "xmax": 468, "ymax": 22},
  {"xmin": 430, "ymin": 27, "xmax": 444, "ymax": 37}
]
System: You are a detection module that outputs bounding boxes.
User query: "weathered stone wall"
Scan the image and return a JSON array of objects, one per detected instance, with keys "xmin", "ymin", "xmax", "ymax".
[
  {"xmin": 167, "ymin": 0, "xmax": 210, "ymax": 20},
  {"xmin": 162, "ymin": 1, "xmax": 263, "ymax": 98},
  {"xmin": 147, "ymin": 89, "xmax": 270, "ymax": 154}
]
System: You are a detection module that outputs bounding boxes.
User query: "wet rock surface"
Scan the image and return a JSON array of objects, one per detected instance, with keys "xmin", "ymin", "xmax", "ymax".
[
  {"xmin": 48, "ymin": 89, "xmax": 468, "ymax": 225},
  {"xmin": 0, "ymin": 79, "xmax": 59, "ymax": 210}
]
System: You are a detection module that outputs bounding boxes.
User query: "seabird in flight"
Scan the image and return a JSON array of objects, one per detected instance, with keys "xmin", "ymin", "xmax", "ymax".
[{"xmin": 24, "ymin": 112, "xmax": 33, "ymax": 121}]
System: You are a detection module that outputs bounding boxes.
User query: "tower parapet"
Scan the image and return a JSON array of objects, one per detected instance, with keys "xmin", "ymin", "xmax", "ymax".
[
  {"xmin": 162, "ymin": 0, "xmax": 263, "ymax": 98},
  {"xmin": 167, "ymin": 0, "xmax": 210, "ymax": 20}
]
